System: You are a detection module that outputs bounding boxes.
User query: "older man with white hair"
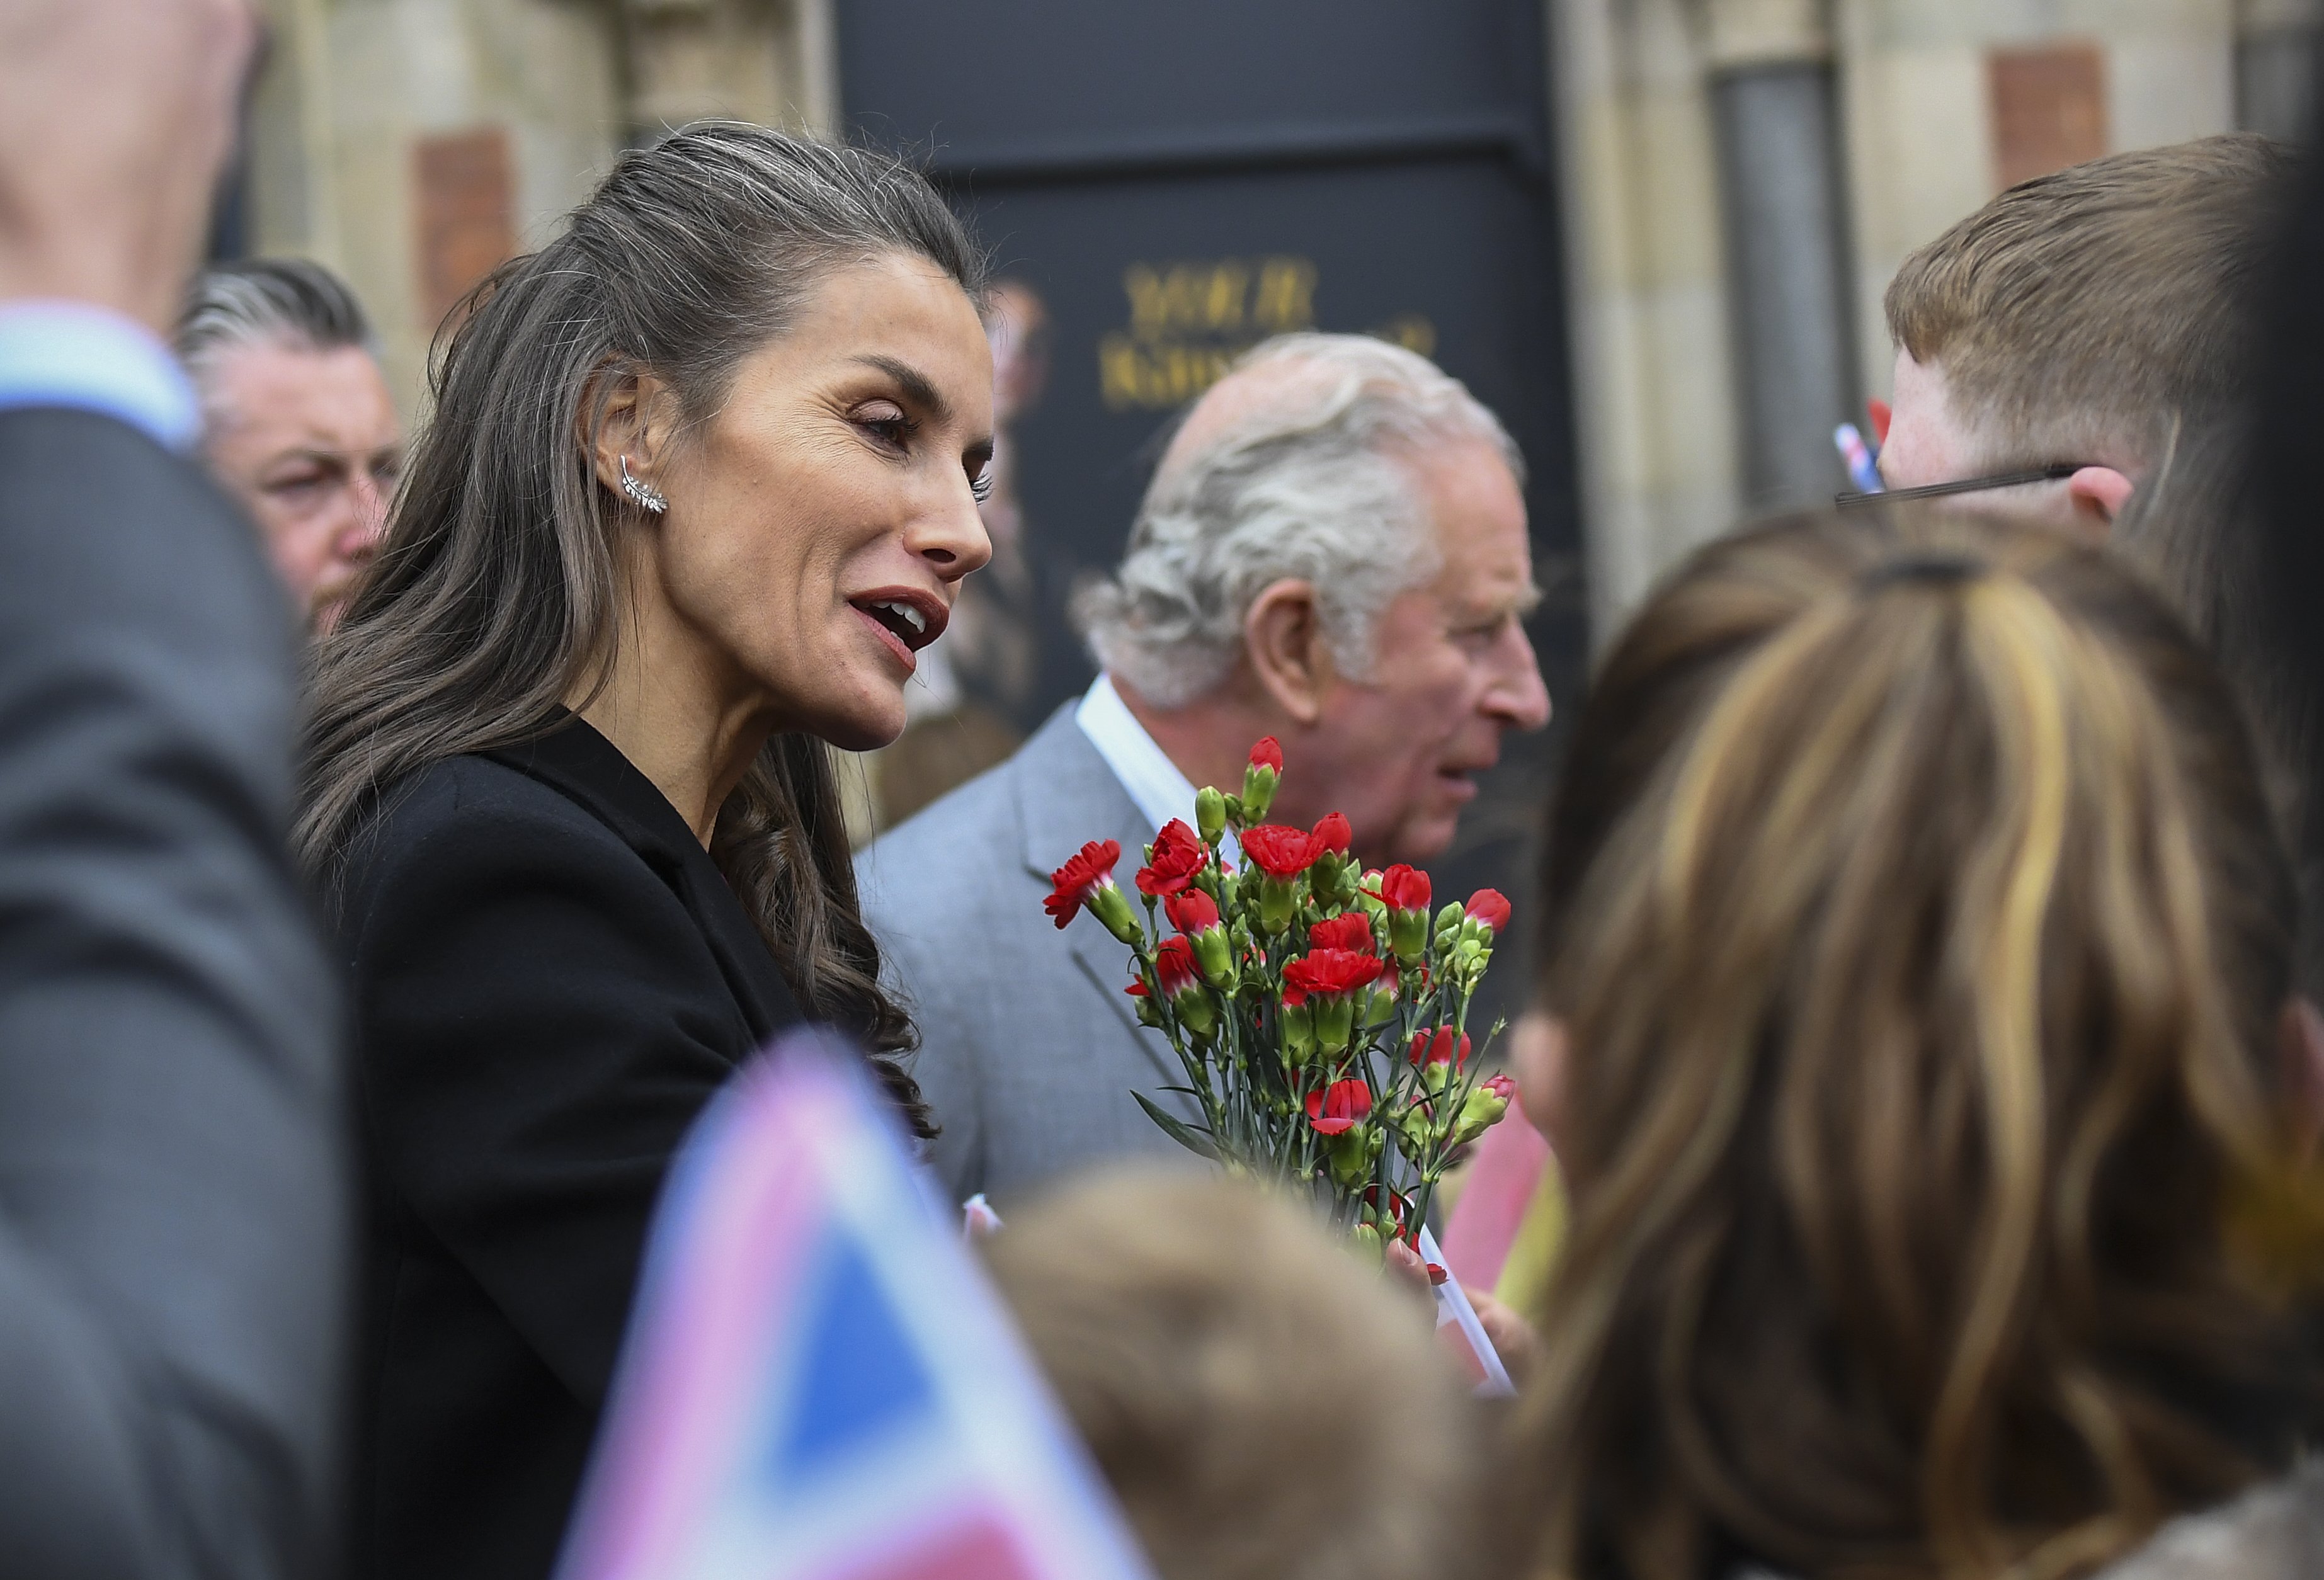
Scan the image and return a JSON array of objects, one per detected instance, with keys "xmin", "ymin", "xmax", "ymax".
[{"xmin": 858, "ymin": 332, "xmax": 1549, "ymax": 1204}]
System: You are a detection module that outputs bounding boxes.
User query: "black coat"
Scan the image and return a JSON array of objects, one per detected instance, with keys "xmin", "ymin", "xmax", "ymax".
[
  {"xmin": 0, "ymin": 408, "xmax": 345, "ymax": 1579},
  {"xmin": 335, "ymin": 716, "xmax": 803, "ymax": 1580}
]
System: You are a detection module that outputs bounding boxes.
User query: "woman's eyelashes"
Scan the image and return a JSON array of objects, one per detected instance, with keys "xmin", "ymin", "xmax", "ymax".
[
  {"xmin": 854, "ymin": 400, "xmax": 992, "ymax": 502},
  {"xmin": 856, "ymin": 407, "xmax": 918, "ymax": 452}
]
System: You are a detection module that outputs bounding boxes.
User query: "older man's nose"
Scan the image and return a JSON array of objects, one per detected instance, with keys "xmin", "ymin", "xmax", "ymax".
[
  {"xmin": 344, "ymin": 473, "xmax": 390, "ymax": 554},
  {"xmin": 1483, "ymin": 623, "xmax": 1551, "ymax": 732}
]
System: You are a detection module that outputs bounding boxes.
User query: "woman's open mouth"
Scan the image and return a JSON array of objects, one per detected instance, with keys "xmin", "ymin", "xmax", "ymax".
[{"xmin": 848, "ymin": 589, "xmax": 947, "ymax": 670}]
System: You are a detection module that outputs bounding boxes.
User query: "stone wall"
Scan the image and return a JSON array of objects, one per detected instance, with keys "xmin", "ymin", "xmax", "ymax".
[
  {"xmin": 243, "ymin": 0, "xmax": 836, "ymax": 418},
  {"xmin": 1554, "ymin": 0, "xmax": 2312, "ymax": 642}
]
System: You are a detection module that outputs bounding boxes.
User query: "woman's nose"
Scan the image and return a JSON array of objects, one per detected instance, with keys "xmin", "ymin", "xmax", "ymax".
[{"xmin": 911, "ymin": 489, "xmax": 994, "ymax": 581}]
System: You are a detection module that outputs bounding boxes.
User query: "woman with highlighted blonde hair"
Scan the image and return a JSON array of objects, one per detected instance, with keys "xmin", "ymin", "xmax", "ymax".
[{"xmin": 1508, "ymin": 509, "xmax": 2324, "ymax": 1580}]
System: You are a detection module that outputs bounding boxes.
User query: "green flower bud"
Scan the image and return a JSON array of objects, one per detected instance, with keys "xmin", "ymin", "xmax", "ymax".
[
  {"xmin": 1279, "ymin": 1001, "xmax": 1315, "ymax": 1064},
  {"xmin": 1389, "ymin": 909, "xmax": 1432, "ymax": 962},
  {"xmin": 1258, "ymin": 873, "xmax": 1300, "ymax": 935},
  {"xmin": 1242, "ymin": 763, "xmax": 1279, "ymax": 822},
  {"xmin": 1173, "ymin": 985, "xmax": 1217, "ymax": 1041},
  {"xmin": 1090, "ymin": 883, "xmax": 1146, "ymax": 947},
  {"xmin": 1313, "ymin": 994, "xmax": 1356, "ymax": 1054},
  {"xmin": 1192, "ymin": 928, "xmax": 1238, "ymax": 991},
  {"xmin": 1325, "ymin": 1125, "xmax": 1382, "ymax": 1189},
  {"xmin": 1396, "ymin": 1096, "xmax": 1438, "ymax": 1154},
  {"xmin": 1454, "ymin": 1076, "xmax": 1516, "ymax": 1144},
  {"xmin": 1195, "ymin": 785, "xmax": 1228, "ymax": 844}
]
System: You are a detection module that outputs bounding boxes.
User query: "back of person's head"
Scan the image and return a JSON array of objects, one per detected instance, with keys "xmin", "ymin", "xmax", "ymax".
[
  {"xmin": 1515, "ymin": 508, "xmax": 2310, "ymax": 1580},
  {"xmin": 1074, "ymin": 331, "xmax": 1520, "ymax": 707},
  {"xmin": 175, "ymin": 256, "xmax": 377, "ymax": 424},
  {"xmin": 981, "ymin": 1168, "xmax": 1486, "ymax": 1580},
  {"xmin": 1885, "ymin": 137, "xmax": 2293, "ymax": 658}
]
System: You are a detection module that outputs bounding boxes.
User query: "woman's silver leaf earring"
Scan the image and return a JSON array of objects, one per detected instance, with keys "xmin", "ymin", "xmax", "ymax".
[{"xmin": 618, "ymin": 455, "xmax": 668, "ymax": 515}]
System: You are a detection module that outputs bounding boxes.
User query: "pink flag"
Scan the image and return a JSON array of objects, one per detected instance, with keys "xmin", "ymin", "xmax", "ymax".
[{"xmin": 555, "ymin": 1028, "xmax": 1158, "ymax": 1580}]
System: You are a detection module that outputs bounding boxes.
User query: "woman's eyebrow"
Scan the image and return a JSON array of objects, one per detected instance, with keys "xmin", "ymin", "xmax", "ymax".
[{"xmin": 850, "ymin": 353, "xmax": 952, "ymax": 424}]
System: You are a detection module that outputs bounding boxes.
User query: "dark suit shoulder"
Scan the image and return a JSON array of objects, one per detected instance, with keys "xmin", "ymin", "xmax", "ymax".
[{"xmin": 337, "ymin": 754, "xmax": 665, "ymax": 933}]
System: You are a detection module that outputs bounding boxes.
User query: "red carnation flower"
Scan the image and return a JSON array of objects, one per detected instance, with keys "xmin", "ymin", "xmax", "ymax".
[
  {"xmin": 1044, "ymin": 839, "xmax": 1122, "ymax": 929},
  {"xmin": 1151, "ymin": 935, "xmax": 1201, "ymax": 997},
  {"xmin": 1304, "ymin": 1077, "xmax": 1373, "ymax": 1136},
  {"xmin": 1481, "ymin": 1072, "xmax": 1517, "ymax": 1102},
  {"xmin": 1312, "ymin": 811, "xmax": 1352, "ymax": 855},
  {"xmin": 1164, "ymin": 889, "xmax": 1221, "ymax": 936},
  {"xmin": 1136, "ymin": 818, "xmax": 1206, "ymax": 897},
  {"xmin": 1282, "ymin": 946, "xmax": 1385, "ymax": 999},
  {"xmin": 1239, "ymin": 824, "xmax": 1321, "ymax": 878},
  {"xmin": 1408, "ymin": 1026, "xmax": 1472, "ymax": 1072},
  {"xmin": 1248, "ymin": 736, "xmax": 1284, "ymax": 773},
  {"xmin": 1464, "ymin": 888, "xmax": 1513, "ymax": 934},
  {"xmin": 1308, "ymin": 911, "xmax": 1374, "ymax": 954},
  {"xmin": 1379, "ymin": 863, "xmax": 1432, "ymax": 913}
]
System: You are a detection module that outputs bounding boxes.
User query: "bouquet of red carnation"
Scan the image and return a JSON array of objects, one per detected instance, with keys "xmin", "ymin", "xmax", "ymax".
[{"xmin": 1044, "ymin": 737, "xmax": 1517, "ymax": 1256}]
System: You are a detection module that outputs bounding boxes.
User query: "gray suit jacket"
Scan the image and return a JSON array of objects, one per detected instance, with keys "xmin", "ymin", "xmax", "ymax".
[
  {"xmin": 858, "ymin": 703, "xmax": 1199, "ymax": 1205},
  {"xmin": 0, "ymin": 410, "xmax": 346, "ymax": 1579}
]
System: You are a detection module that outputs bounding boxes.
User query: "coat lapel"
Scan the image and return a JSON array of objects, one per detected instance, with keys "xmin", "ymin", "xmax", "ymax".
[
  {"xmin": 1011, "ymin": 705, "xmax": 1181, "ymax": 1084},
  {"xmin": 481, "ymin": 717, "xmax": 803, "ymax": 1047}
]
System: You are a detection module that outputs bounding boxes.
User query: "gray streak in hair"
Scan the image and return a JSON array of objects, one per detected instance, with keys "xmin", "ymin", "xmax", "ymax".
[{"xmin": 176, "ymin": 256, "xmax": 376, "ymax": 382}]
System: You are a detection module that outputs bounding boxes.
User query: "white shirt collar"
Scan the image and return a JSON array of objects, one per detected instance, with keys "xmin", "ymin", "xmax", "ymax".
[{"xmin": 1074, "ymin": 673, "xmax": 1200, "ymax": 838}]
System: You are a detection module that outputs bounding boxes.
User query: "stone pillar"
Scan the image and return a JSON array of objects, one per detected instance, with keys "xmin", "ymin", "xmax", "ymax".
[
  {"xmin": 2239, "ymin": 0, "xmax": 2322, "ymax": 140},
  {"xmin": 1702, "ymin": 0, "xmax": 1857, "ymax": 513},
  {"xmin": 246, "ymin": 0, "xmax": 346, "ymax": 266},
  {"xmin": 620, "ymin": 0, "xmax": 831, "ymax": 139}
]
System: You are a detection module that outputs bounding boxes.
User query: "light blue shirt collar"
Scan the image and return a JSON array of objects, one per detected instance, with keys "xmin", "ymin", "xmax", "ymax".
[{"xmin": 1074, "ymin": 673, "xmax": 1202, "ymax": 840}]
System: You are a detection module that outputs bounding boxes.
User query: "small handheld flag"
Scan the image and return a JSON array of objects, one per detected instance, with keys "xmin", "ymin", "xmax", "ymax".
[
  {"xmin": 1835, "ymin": 423, "xmax": 1883, "ymax": 494},
  {"xmin": 555, "ymin": 1029, "xmax": 1159, "ymax": 1580}
]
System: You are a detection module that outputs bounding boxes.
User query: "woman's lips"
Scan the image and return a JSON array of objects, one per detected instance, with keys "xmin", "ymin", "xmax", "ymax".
[{"xmin": 851, "ymin": 603, "xmax": 919, "ymax": 674}]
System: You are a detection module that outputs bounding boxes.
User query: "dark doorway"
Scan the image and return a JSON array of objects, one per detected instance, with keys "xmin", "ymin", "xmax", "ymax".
[{"xmin": 842, "ymin": 0, "xmax": 1583, "ymax": 1025}]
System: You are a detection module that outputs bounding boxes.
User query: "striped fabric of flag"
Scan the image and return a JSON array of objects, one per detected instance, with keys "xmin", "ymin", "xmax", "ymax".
[{"xmin": 555, "ymin": 1028, "xmax": 1158, "ymax": 1580}]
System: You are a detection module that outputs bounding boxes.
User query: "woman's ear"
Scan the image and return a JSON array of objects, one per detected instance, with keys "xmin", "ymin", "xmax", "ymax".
[
  {"xmin": 1243, "ymin": 577, "xmax": 1332, "ymax": 725},
  {"xmin": 586, "ymin": 367, "xmax": 678, "ymax": 504},
  {"xmin": 2282, "ymin": 997, "xmax": 2324, "ymax": 1158}
]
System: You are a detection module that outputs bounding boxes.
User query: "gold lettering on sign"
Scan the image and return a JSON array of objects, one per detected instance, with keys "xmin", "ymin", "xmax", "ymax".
[
  {"xmin": 1102, "ymin": 254, "xmax": 1318, "ymax": 411},
  {"xmin": 1372, "ymin": 313, "xmax": 1438, "ymax": 359},
  {"xmin": 1251, "ymin": 256, "xmax": 1317, "ymax": 332},
  {"xmin": 1099, "ymin": 254, "xmax": 1435, "ymax": 411}
]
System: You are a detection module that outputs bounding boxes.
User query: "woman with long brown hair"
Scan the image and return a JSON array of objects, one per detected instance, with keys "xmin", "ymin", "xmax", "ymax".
[
  {"xmin": 299, "ymin": 125, "xmax": 991, "ymax": 1580},
  {"xmin": 1510, "ymin": 508, "xmax": 2322, "ymax": 1580}
]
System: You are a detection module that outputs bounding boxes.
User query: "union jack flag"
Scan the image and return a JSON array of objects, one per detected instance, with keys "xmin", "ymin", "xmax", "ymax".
[{"xmin": 555, "ymin": 1029, "xmax": 1158, "ymax": 1580}]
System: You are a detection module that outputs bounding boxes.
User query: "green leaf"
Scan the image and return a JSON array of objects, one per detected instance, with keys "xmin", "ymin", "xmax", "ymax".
[{"xmin": 1135, "ymin": 1091, "xmax": 1222, "ymax": 1161}]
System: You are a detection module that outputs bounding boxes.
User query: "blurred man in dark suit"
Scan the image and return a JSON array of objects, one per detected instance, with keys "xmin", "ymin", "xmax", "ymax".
[{"xmin": 0, "ymin": 1, "xmax": 349, "ymax": 1575}]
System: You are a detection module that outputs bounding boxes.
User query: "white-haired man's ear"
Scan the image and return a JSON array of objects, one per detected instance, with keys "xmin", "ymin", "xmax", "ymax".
[{"xmin": 1243, "ymin": 577, "xmax": 1333, "ymax": 726}]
